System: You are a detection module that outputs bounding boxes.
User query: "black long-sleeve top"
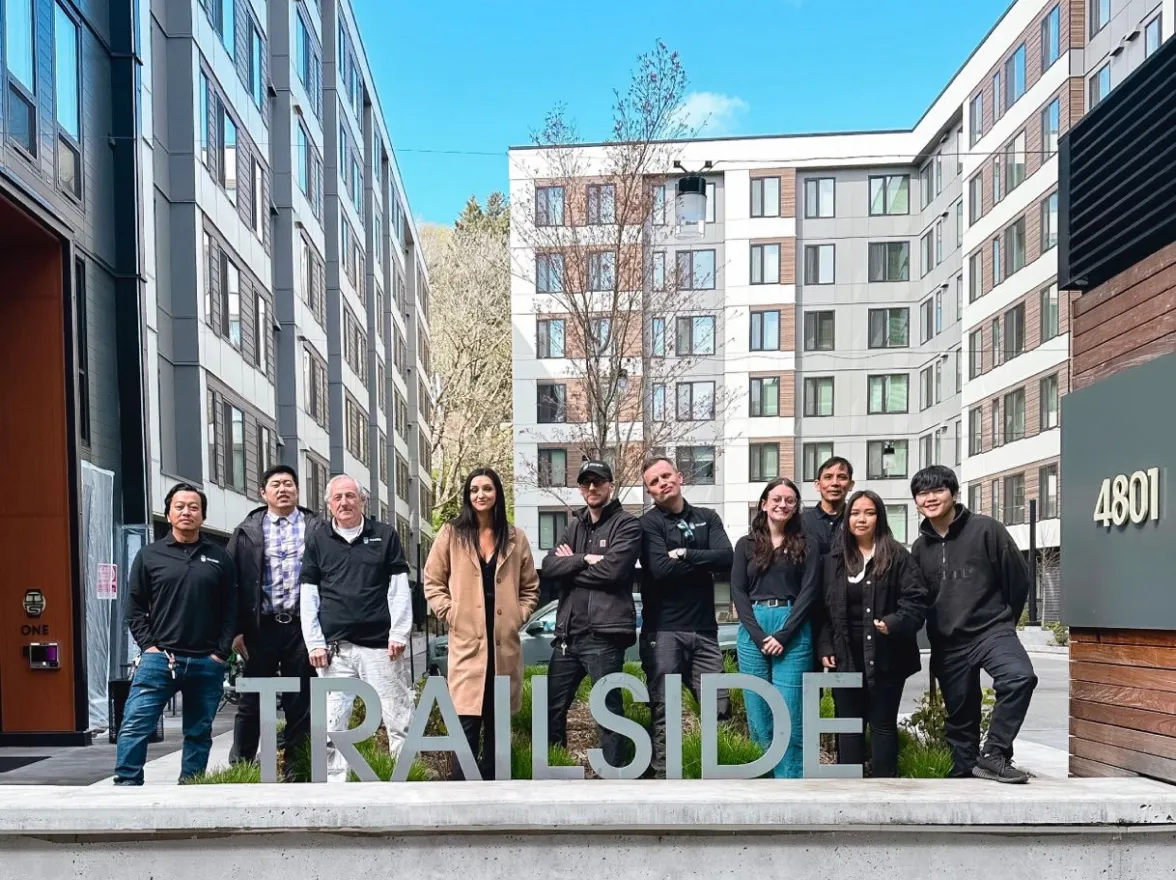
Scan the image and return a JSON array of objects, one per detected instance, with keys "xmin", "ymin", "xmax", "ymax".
[
  {"xmin": 640, "ymin": 502, "xmax": 733, "ymax": 633},
  {"xmin": 126, "ymin": 533, "xmax": 237, "ymax": 659},
  {"xmin": 730, "ymin": 533, "xmax": 821, "ymax": 649}
]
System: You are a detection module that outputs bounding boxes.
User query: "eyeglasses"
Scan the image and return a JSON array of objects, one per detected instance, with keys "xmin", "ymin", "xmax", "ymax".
[{"xmin": 676, "ymin": 520, "xmax": 696, "ymax": 544}]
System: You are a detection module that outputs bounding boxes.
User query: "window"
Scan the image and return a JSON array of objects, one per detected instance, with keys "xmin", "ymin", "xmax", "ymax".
[
  {"xmin": 868, "ymin": 242, "xmax": 909, "ymax": 282},
  {"xmin": 215, "ymin": 0, "xmax": 236, "ymax": 57},
  {"xmin": 956, "ymin": 274, "xmax": 963, "ymax": 318},
  {"xmin": 1006, "ymin": 132, "xmax": 1026, "ymax": 192},
  {"xmin": 969, "ymin": 93, "xmax": 984, "ymax": 146},
  {"xmin": 921, "ymin": 232, "xmax": 934, "ymax": 277},
  {"xmin": 536, "ymin": 254, "xmax": 564, "ymax": 293},
  {"xmin": 969, "ymin": 408, "xmax": 983, "ymax": 455},
  {"xmin": 54, "ymin": 4, "xmax": 80, "ymax": 140},
  {"xmin": 74, "ymin": 258, "xmax": 90, "ymax": 444},
  {"xmin": 248, "ymin": 23, "xmax": 265, "ymax": 108},
  {"xmin": 1041, "ymin": 285, "xmax": 1060, "ymax": 342},
  {"xmin": 968, "ymin": 483, "xmax": 982, "ymax": 512},
  {"xmin": 1091, "ymin": 0, "xmax": 1111, "ymax": 35},
  {"xmin": 935, "ymin": 360, "xmax": 943, "ymax": 405},
  {"xmin": 1040, "ymin": 464, "xmax": 1060, "ymax": 518},
  {"xmin": 868, "ymin": 374, "xmax": 909, "ymax": 414},
  {"xmin": 867, "ymin": 440, "xmax": 908, "ymax": 479},
  {"xmin": 919, "ymin": 434, "xmax": 933, "ymax": 468},
  {"xmin": 226, "ymin": 403, "xmax": 246, "ymax": 492},
  {"xmin": 586, "ymin": 184, "xmax": 616, "ymax": 224},
  {"xmin": 969, "ymin": 330, "xmax": 983, "ymax": 378},
  {"xmin": 750, "ymin": 310, "xmax": 780, "ymax": 351},
  {"xmin": 956, "ymin": 200, "xmax": 963, "ymax": 247},
  {"xmin": 538, "ymin": 449, "xmax": 568, "ymax": 488},
  {"xmin": 887, "ymin": 505, "xmax": 908, "ymax": 544},
  {"xmin": 1042, "ymin": 100, "xmax": 1060, "ymax": 158},
  {"xmin": 675, "ymin": 315, "xmax": 715, "ymax": 356},
  {"xmin": 1040, "ymin": 373, "xmax": 1059, "ymax": 430},
  {"xmin": 258, "ymin": 426, "xmax": 274, "ymax": 488},
  {"xmin": 676, "ymin": 381, "xmax": 715, "ymax": 421},
  {"xmin": 651, "ymin": 317, "xmax": 666, "ymax": 357},
  {"xmin": 954, "ymin": 418, "xmax": 962, "ymax": 465},
  {"xmin": 1042, "ymin": 6, "xmax": 1060, "ymax": 70},
  {"xmin": 296, "ymin": 123, "xmax": 309, "ymax": 196},
  {"xmin": 303, "ymin": 348, "xmax": 328, "ymax": 426},
  {"xmin": 1004, "ymin": 304, "xmax": 1025, "ymax": 361},
  {"xmin": 935, "ymin": 155, "xmax": 943, "ymax": 195},
  {"xmin": 803, "ymin": 377, "xmax": 833, "ymax": 417},
  {"xmin": 6, "ymin": 0, "xmax": 35, "ymax": 91},
  {"xmin": 749, "ymin": 443, "xmax": 780, "ymax": 482},
  {"xmin": 1006, "ymin": 218, "xmax": 1026, "ymax": 276},
  {"xmin": 538, "ymin": 511, "xmax": 568, "ymax": 550},
  {"xmin": 750, "ymin": 243, "xmax": 780, "ymax": 284},
  {"xmin": 1041, "ymin": 193, "xmax": 1058, "ymax": 251},
  {"xmin": 869, "ymin": 175, "xmax": 909, "ymax": 215},
  {"xmin": 252, "ymin": 161, "xmax": 264, "ymax": 236},
  {"xmin": 804, "ymin": 310, "xmax": 835, "ymax": 351},
  {"xmin": 749, "ymin": 377, "xmax": 780, "ymax": 417},
  {"xmin": 969, "ymin": 175, "xmax": 983, "ymax": 224},
  {"xmin": 935, "ymin": 290, "xmax": 944, "ymax": 335},
  {"xmin": 677, "ymin": 447, "xmax": 716, "ymax": 486},
  {"xmin": 1005, "ymin": 44, "xmax": 1026, "ymax": 106},
  {"xmin": 537, "ymin": 318, "xmax": 565, "ymax": 358},
  {"xmin": 993, "ymin": 155, "xmax": 1003, "ymax": 204},
  {"xmin": 394, "ymin": 455, "xmax": 410, "ymax": 502},
  {"xmin": 677, "ymin": 250, "xmax": 716, "ymax": 290},
  {"xmin": 993, "ymin": 237, "xmax": 1003, "ymax": 286},
  {"xmin": 805, "ymin": 244, "xmax": 835, "ymax": 284},
  {"xmin": 920, "ymin": 367, "xmax": 933, "ymax": 411},
  {"xmin": 969, "ymin": 253, "xmax": 982, "ymax": 302},
  {"xmin": 1146, "ymin": 14, "xmax": 1163, "ymax": 56},
  {"xmin": 1002, "ymin": 474, "xmax": 1026, "ymax": 525},
  {"xmin": 805, "ymin": 177, "xmax": 834, "ymax": 218},
  {"xmin": 652, "ymin": 184, "xmax": 667, "ymax": 225},
  {"xmin": 921, "ymin": 298, "xmax": 934, "ymax": 343},
  {"xmin": 653, "ymin": 251, "xmax": 667, "ymax": 290},
  {"xmin": 992, "ymin": 316, "xmax": 1003, "ymax": 368},
  {"xmin": 1090, "ymin": 63, "xmax": 1111, "ymax": 108},
  {"xmin": 256, "ymin": 296, "xmax": 269, "ymax": 372},
  {"xmin": 537, "ymin": 384, "xmax": 566, "ymax": 423},
  {"xmin": 803, "ymin": 443, "xmax": 834, "ymax": 482},
  {"xmin": 223, "ymin": 258, "xmax": 242, "ymax": 348},
  {"xmin": 936, "ymin": 220, "xmax": 944, "ymax": 265},
  {"xmin": 588, "ymin": 317, "xmax": 612, "ymax": 356},
  {"xmin": 651, "ymin": 383, "xmax": 667, "ymax": 421},
  {"xmin": 957, "ymin": 127, "xmax": 964, "ymax": 173},
  {"xmin": 750, "ymin": 177, "xmax": 780, "ymax": 218},
  {"xmin": 705, "ymin": 181, "xmax": 716, "ymax": 223},
  {"xmin": 536, "ymin": 186, "xmax": 565, "ymax": 226},
  {"xmin": 868, "ymin": 308, "xmax": 909, "ymax": 349},
  {"xmin": 1004, "ymin": 388, "xmax": 1026, "ymax": 443},
  {"xmin": 994, "ymin": 71, "xmax": 1003, "ymax": 120},
  {"xmin": 920, "ymin": 163, "xmax": 933, "ymax": 209},
  {"xmin": 219, "ymin": 107, "xmax": 238, "ymax": 206}
]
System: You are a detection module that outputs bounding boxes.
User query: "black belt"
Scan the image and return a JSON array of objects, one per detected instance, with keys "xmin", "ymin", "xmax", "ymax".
[
  {"xmin": 752, "ymin": 598, "xmax": 793, "ymax": 608},
  {"xmin": 263, "ymin": 610, "xmax": 298, "ymax": 624}
]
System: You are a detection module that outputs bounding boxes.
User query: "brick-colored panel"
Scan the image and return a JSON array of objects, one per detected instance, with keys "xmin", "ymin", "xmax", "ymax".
[
  {"xmin": 1066, "ymin": 0, "xmax": 1084, "ymax": 49},
  {"xmin": 1067, "ymin": 78, "xmax": 1087, "ymax": 130},
  {"xmin": 780, "ymin": 238, "xmax": 796, "ymax": 285},
  {"xmin": 566, "ymin": 379, "xmax": 589, "ymax": 423},
  {"xmin": 974, "ymin": 361, "xmax": 1068, "ymax": 454},
  {"xmin": 780, "ymin": 308, "xmax": 797, "ymax": 353}
]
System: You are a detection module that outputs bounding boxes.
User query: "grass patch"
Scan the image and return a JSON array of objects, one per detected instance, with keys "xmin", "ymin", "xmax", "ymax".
[
  {"xmin": 347, "ymin": 739, "xmax": 429, "ymax": 781},
  {"xmin": 509, "ymin": 736, "xmax": 579, "ymax": 780},
  {"xmin": 681, "ymin": 725, "xmax": 765, "ymax": 779},
  {"xmin": 897, "ymin": 727, "xmax": 953, "ymax": 779},
  {"xmin": 186, "ymin": 761, "xmax": 263, "ymax": 784}
]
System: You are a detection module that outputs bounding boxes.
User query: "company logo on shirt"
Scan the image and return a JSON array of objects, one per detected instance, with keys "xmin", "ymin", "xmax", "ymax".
[
  {"xmin": 364, "ymin": 537, "xmax": 383, "ymax": 544},
  {"xmin": 599, "ymin": 539, "xmax": 607, "ymax": 548},
  {"xmin": 200, "ymin": 555, "xmax": 221, "ymax": 565}
]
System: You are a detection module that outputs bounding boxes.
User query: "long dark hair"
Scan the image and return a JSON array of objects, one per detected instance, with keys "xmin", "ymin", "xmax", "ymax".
[
  {"xmin": 840, "ymin": 489, "xmax": 901, "ymax": 579},
  {"xmin": 451, "ymin": 467, "xmax": 511, "ymax": 559},
  {"xmin": 750, "ymin": 478, "xmax": 807, "ymax": 572}
]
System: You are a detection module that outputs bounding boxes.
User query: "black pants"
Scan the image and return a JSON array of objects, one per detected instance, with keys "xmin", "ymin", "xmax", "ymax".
[
  {"xmin": 933, "ymin": 625, "xmax": 1038, "ymax": 776},
  {"xmin": 640, "ymin": 630, "xmax": 728, "ymax": 777},
  {"xmin": 229, "ymin": 615, "xmax": 315, "ymax": 780},
  {"xmin": 547, "ymin": 633, "xmax": 627, "ymax": 770},
  {"xmin": 833, "ymin": 674, "xmax": 905, "ymax": 777}
]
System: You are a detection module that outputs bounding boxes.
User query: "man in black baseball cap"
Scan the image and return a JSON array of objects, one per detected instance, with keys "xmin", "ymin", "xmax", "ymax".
[{"xmin": 542, "ymin": 456, "xmax": 641, "ymax": 771}]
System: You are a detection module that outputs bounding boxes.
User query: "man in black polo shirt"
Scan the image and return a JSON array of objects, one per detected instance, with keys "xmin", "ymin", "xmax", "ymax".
[
  {"xmin": 300, "ymin": 474, "xmax": 412, "ymax": 783},
  {"xmin": 639, "ymin": 456, "xmax": 733, "ymax": 777},
  {"xmin": 114, "ymin": 483, "xmax": 237, "ymax": 785},
  {"xmin": 227, "ymin": 464, "xmax": 318, "ymax": 779},
  {"xmin": 802, "ymin": 456, "xmax": 855, "ymax": 558}
]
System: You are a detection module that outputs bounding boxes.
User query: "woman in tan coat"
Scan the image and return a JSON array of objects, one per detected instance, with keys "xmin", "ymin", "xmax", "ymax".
[{"xmin": 424, "ymin": 467, "xmax": 539, "ymax": 779}]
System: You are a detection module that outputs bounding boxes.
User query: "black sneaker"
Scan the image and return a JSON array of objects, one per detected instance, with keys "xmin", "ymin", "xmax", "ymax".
[{"xmin": 972, "ymin": 752, "xmax": 1029, "ymax": 784}]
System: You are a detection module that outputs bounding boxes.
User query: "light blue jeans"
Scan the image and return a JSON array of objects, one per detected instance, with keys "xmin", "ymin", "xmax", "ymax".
[{"xmin": 736, "ymin": 603, "xmax": 813, "ymax": 778}]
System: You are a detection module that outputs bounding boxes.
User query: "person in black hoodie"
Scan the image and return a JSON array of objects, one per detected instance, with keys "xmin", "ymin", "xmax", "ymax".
[
  {"xmin": 817, "ymin": 490, "xmax": 931, "ymax": 777},
  {"xmin": 227, "ymin": 464, "xmax": 318, "ymax": 778},
  {"xmin": 639, "ymin": 456, "xmax": 733, "ymax": 778},
  {"xmin": 909, "ymin": 465, "xmax": 1037, "ymax": 784},
  {"xmin": 542, "ymin": 460, "xmax": 642, "ymax": 770}
]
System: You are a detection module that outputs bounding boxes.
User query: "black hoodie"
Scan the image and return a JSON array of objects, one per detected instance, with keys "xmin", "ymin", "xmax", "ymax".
[{"xmin": 909, "ymin": 504, "xmax": 1030, "ymax": 644}]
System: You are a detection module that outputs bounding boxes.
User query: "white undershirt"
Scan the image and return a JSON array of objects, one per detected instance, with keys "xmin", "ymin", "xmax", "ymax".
[{"xmin": 847, "ymin": 547, "xmax": 874, "ymax": 584}]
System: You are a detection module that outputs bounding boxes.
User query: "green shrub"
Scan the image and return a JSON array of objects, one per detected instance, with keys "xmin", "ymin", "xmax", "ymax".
[
  {"xmin": 905, "ymin": 685, "xmax": 995, "ymax": 748},
  {"xmin": 681, "ymin": 725, "xmax": 766, "ymax": 779},
  {"xmin": 897, "ymin": 737, "xmax": 953, "ymax": 778},
  {"xmin": 722, "ymin": 652, "xmax": 746, "ymax": 727},
  {"xmin": 509, "ymin": 736, "xmax": 578, "ymax": 780},
  {"xmin": 820, "ymin": 689, "xmax": 835, "ymax": 719},
  {"xmin": 1048, "ymin": 621, "xmax": 1069, "ymax": 647},
  {"xmin": 186, "ymin": 761, "xmax": 262, "ymax": 784}
]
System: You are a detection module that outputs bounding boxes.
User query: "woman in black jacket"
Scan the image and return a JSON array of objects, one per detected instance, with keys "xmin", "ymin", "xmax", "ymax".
[{"xmin": 817, "ymin": 490, "xmax": 931, "ymax": 777}]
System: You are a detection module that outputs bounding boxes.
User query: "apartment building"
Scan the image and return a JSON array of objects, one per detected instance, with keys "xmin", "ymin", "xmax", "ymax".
[
  {"xmin": 509, "ymin": 0, "xmax": 1174, "ymax": 603},
  {"xmin": 144, "ymin": 0, "xmax": 434, "ymax": 563}
]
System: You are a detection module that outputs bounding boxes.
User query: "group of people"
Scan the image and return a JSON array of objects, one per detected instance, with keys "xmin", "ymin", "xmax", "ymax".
[{"xmin": 114, "ymin": 451, "xmax": 1038, "ymax": 787}]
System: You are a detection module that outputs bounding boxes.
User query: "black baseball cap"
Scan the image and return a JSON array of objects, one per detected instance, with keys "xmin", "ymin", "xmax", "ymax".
[{"xmin": 577, "ymin": 460, "xmax": 613, "ymax": 484}]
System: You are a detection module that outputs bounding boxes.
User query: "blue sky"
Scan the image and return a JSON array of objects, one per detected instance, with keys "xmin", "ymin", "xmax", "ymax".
[{"xmin": 352, "ymin": 0, "xmax": 1013, "ymax": 226}]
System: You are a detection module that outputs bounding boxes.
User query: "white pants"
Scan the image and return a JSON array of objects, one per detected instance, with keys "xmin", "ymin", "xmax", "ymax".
[{"xmin": 316, "ymin": 641, "xmax": 412, "ymax": 782}]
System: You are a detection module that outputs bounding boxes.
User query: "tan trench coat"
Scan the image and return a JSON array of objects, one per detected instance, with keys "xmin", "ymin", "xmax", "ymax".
[{"xmin": 423, "ymin": 524, "xmax": 540, "ymax": 715}]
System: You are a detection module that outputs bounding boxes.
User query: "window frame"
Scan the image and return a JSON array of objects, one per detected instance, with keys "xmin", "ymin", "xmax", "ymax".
[
  {"xmin": 867, "ymin": 373, "xmax": 909, "ymax": 415},
  {"xmin": 675, "ymin": 315, "xmax": 716, "ymax": 356},
  {"xmin": 867, "ymin": 307, "xmax": 910, "ymax": 349},
  {"xmin": 750, "ymin": 243, "xmax": 781, "ymax": 285},
  {"xmin": 804, "ymin": 177, "xmax": 835, "ymax": 218},
  {"xmin": 1040, "ymin": 373, "xmax": 1060, "ymax": 430},
  {"xmin": 802, "ymin": 442, "xmax": 835, "ymax": 483},
  {"xmin": 749, "ymin": 442, "xmax": 780, "ymax": 483},
  {"xmin": 749, "ymin": 310, "xmax": 781, "ymax": 352},
  {"xmin": 585, "ymin": 183, "xmax": 617, "ymax": 225},
  {"xmin": 803, "ymin": 376, "xmax": 834, "ymax": 417},
  {"xmin": 536, "ymin": 383, "xmax": 567, "ymax": 423},
  {"xmin": 750, "ymin": 176, "xmax": 781, "ymax": 218},
  {"xmin": 866, "ymin": 439, "xmax": 909, "ymax": 480},
  {"xmin": 804, "ymin": 243, "xmax": 835, "ymax": 285},
  {"xmin": 676, "ymin": 446, "xmax": 717, "ymax": 486},
  {"xmin": 749, "ymin": 376, "xmax": 781, "ymax": 418},
  {"xmin": 868, "ymin": 241, "xmax": 910, "ymax": 283},
  {"xmin": 868, "ymin": 174, "xmax": 910, "ymax": 216},
  {"xmin": 676, "ymin": 381, "xmax": 716, "ymax": 422},
  {"xmin": 803, "ymin": 310, "xmax": 835, "ymax": 351}
]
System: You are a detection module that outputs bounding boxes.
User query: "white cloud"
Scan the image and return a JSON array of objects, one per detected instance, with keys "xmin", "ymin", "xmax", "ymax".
[{"xmin": 676, "ymin": 91, "xmax": 750, "ymax": 137}]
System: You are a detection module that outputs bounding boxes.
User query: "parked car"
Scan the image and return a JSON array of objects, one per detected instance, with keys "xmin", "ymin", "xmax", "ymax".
[{"xmin": 426, "ymin": 599, "xmax": 739, "ymax": 677}]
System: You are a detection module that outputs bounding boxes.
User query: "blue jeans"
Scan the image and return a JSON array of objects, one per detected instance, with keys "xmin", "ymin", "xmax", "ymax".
[
  {"xmin": 114, "ymin": 651, "xmax": 225, "ymax": 785},
  {"xmin": 736, "ymin": 604, "xmax": 813, "ymax": 778}
]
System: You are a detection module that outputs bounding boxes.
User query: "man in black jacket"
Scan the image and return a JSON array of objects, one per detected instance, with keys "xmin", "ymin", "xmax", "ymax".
[
  {"xmin": 639, "ymin": 456, "xmax": 733, "ymax": 777},
  {"xmin": 909, "ymin": 465, "xmax": 1037, "ymax": 784},
  {"xmin": 114, "ymin": 483, "xmax": 236, "ymax": 785},
  {"xmin": 543, "ymin": 460, "xmax": 642, "ymax": 770},
  {"xmin": 227, "ymin": 464, "xmax": 317, "ymax": 778},
  {"xmin": 802, "ymin": 456, "xmax": 855, "ymax": 558}
]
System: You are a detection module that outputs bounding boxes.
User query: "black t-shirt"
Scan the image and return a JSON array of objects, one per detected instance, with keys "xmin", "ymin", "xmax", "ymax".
[
  {"xmin": 639, "ymin": 503, "xmax": 733, "ymax": 633},
  {"xmin": 802, "ymin": 505, "xmax": 844, "ymax": 558}
]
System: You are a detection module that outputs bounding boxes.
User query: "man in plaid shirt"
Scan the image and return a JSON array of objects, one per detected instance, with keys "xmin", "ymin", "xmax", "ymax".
[{"xmin": 227, "ymin": 464, "xmax": 319, "ymax": 779}]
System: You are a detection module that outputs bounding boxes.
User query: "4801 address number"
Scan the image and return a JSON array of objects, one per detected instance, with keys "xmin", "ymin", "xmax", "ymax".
[{"xmin": 1093, "ymin": 467, "xmax": 1161, "ymax": 528}]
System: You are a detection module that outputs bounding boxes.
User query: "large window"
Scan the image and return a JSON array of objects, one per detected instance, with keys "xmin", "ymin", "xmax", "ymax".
[
  {"xmin": 1006, "ymin": 218, "xmax": 1026, "ymax": 276},
  {"xmin": 6, "ymin": 0, "xmax": 34, "ymax": 92},
  {"xmin": 1042, "ymin": 100, "xmax": 1060, "ymax": 158},
  {"xmin": 296, "ymin": 123, "xmax": 309, "ymax": 197},
  {"xmin": 869, "ymin": 242, "xmax": 909, "ymax": 282},
  {"xmin": 537, "ymin": 318, "xmax": 565, "ymax": 358},
  {"xmin": 969, "ymin": 93, "xmax": 984, "ymax": 146},
  {"xmin": 1004, "ymin": 474, "xmax": 1026, "ymax": 525},
  {"xmin": 54, "ymin": 2, "xmax": 81, "ymax": 196},
  {"xmin": 750, "ymin": 243, "xmax": 780, "ymax": 285},
  {"xmin": 676, "ymin": 382, "xmax": 716, "ymax": 421},
  {"xmin": 803, "ymin": 443, "xmax": 834, "ymax": 482},
  {"xmin": 803, "ymin": 377, "xmax": 833, "ymax": 417},
  {"xmin": 1004, "ymin": 388, "xmax": 1026, "ymax": 444},
  {"xmin": 868, "ymin": 308, "xmax": 909, "ymax": 349},
  {"xmin": 968, "ymin": 483, "xmax": 982, "ymax": 513},
  {"xmin": 225, "ymin": 403, "xmax": 246, "ymax": 492},
  {"xmin": 651, "ymin": 317, "xmax": 666, "ymax": 357},
  {"xmin": 1090, "ymin": 62, "xmax": 1111, "ymax": 107},
  {"xmin": 1040, "ymin": 285, "xmax": 1060, "ymax": 342},
  {"xmin": 804, "ymin": 244, "xmax": 835, "ymax": 284},
  {"xmin": 256, "ymin": 296, "xmax": 269, "ymax": 373},
  {"xmin": 1004, "ymin": 304, "xmax": 1026, "ymax": 362},
  {"xmin": 867, "ymin": 374, "xmax": 909, "ymax": 414},
  {"xmin": 750, "ymin": 177, "xmax": 780, "ymax": 218},
  {"xmin": 749, "ymin": 443, "xmax": 780, "ymax": 482},
  {"xmin": 1006, "ymin": 132, "xmax": 1026, "ymax": 192},
  {"xmin": 1005, "ymin": 44, "xmax": 1026, "ymax": 107},
  {"xmin": 1040, "ymin": 373, "xmax": 1060, "ymax": 429},
  {"xmin": 677, "ymin": 250, "xmax": 716, "ymax": 290},
  {"xmin": 969, "ymin": 175, "xmax": 983, "ymax": 224},
  {"xmin": 586, "ymin": 184, "xmax": 616, "ymax": 225},
  {"xmin": 804, "ymin": 311, "xmax": 835, "ymax": 351},
  {"xmin": 537, "ymin": 384, "xmax": 567, "ymax": 423},
  {"xmin": 676, "ymin": 315, "xmax": 715, "ymax": 356},
  {"xmin": 867, "ymin": 440, "xmax": 908, "ymax": 479},
  {"xmin": 588, "ymin": 251, "xmax": 615, "ymax": 291},
  {"xmin": 993, "ymin": 237, "xmax": 1003, "ymax": 286},
  {"xmin": 219, "ymin": 107, "xmax": 238, "ymax": 206},
  {"xmin": 1040, "ymin": 464, "xmax": 1060, "ymax": 518},
  {"xmin": 538, "ymin": 511, "xmax": 568, "ymax": 550},
  {"xmin": 223, "ymin": 257, "xmax": 242, "ymax": 348},
  {"xmin": 869, "ymin": 175, "xmax": 909, "ymax": 215},
  {"xmin": 677, "ymin": 447, "xmax": 716, "ymax": 486},
  {"xmin": 1042, "ymin": 6, "xmax": 1060, "ymax": 70},
  {"xmin": 969, "ymin": 408, "xmax": 983, "ymax": 456},
  {"xmin": 651, "ymin": 383, "xmax": 667, "ymax": 421},
  {"xmin": 1091, "ymin": 0, "xmax": 1111, "ymax": 36},
  {"xmin": 538, "ymin": 448, "xmax": 568, "ymax": 488},
  {"xmin": 214, "ymin": 0, "xmax": 236, "ymax": 58},
  {"xmin": 969, "ymin": 330, "xmax": 983, "ymax": 379},
  {"xmin": 1041, "ymin": 193, "xmax": 1058, "ymax": 251},
  {"xmin": 750, "ymin": 377, "xmax": 780, "ymax": 418},
  {"xmin": 805, "ymin": 177, "xmax": 834, "ymax": 218},
  {"xmin": 921, "ymin": 232, "xmax": 934, "ymax": 277},
  {"xmin": 536, "ymin": 254, "xmax": 564, "ymax": 293},
  {"xmin": 536, "ymin": 186, "xmax": 565, "ymax": 226},
  {"xmin": 1146, "ymin": 14, "xmax": 1163, "ymax": 56},
  {"xmin": 750, "ymin": 310, "xmax": 780, "ymax": 351},
  {"xmin": 248, "ymin": 22, "xmax": 264, "ymax": 108}
]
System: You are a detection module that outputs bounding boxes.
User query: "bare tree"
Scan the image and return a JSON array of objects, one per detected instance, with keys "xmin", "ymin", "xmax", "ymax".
[
  {"xmin": 511, "ymin": 41, "xmax": 736, "ymax": 504},
  {"xmin": 420, "ymin": 197, "xmax": 513, "ymax": 524}
]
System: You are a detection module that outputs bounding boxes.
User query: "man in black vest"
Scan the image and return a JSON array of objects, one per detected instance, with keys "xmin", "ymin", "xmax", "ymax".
[{"xmin": 227, "ymin": 464, "xmax": 318, "ymax": 779}]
